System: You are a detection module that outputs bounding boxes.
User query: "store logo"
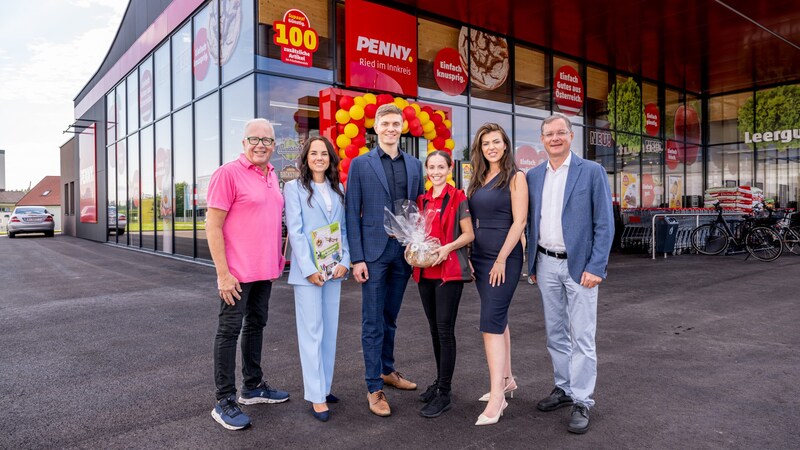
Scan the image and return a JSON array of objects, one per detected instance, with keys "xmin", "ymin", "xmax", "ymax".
[
  {"xmin": 355, "ymin": 36, "xmax": 412, "ymax": 61},
  {"xmin": 744, "ymin": 128, "xmax": 800, "ymax": 144}
]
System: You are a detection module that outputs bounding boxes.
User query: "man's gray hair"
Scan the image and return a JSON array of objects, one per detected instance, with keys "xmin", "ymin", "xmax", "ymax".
[
  {"xmin": 541, "ymin": 113, "xmax": 573, "ymax": 134},
  {"xmin": 243, "ymin": 118, "xmax": 274, "ymax": 138}
]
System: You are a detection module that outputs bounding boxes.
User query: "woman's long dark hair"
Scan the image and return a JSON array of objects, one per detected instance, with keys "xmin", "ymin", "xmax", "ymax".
[
  {"xmin": 466, "ymin": 123, "xmax": 517, "ymax": 198},
  {"xmin": 298, "ymin": 136, "xmax": 344, "ymax": 207}
]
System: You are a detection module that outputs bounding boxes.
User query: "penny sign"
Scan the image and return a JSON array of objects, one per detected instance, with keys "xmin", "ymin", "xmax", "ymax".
[
  {"xmin": 554, "ymin": 65, "xmax": 584, "ymax": 116},
  {"xmin": 273, "ymin": 9, "xmax": 319, "ymax": 67}
]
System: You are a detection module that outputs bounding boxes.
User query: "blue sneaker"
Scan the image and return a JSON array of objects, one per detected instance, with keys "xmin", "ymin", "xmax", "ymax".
[
  {"xmin": 211, "ymin": 395, "xmax": 251, "ymax": 430},
  {"xmin": 238, "ymin": 381, "xmax": 290, "ymax": 405}
]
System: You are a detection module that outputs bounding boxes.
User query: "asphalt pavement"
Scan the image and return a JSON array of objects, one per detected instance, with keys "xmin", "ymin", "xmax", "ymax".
[{"xmin": 1, "ymin": 235, "xmax": 799, "ymax": 449}]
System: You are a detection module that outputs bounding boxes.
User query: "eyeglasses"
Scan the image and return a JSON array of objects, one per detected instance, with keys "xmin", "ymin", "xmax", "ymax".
[
  {"xmin": 246, "ymin": 136, "xmax": 275, "ymax": 146},
  {"xmin": 542, "ymin": 130, "xmax": 571, "ymax": 139}
]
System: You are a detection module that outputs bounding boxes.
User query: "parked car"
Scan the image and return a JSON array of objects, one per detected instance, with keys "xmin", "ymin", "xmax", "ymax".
[
  {"xmin": 8, "ymin": 206, "xmax": 55, "ymax": 238},
  {"xmin": 108, "ymin": 206, "xmax": 127, "ymax": 235}
]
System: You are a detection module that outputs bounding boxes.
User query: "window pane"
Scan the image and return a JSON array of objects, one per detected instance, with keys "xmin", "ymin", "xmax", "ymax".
[
  {"xmin": 515, "ymin": 45, "xmax": 548, "ymax": 117},
  {"xmin": 172, "ymin": 22, "xmax": 193, "ymax": 108},
  {"xmin": 116, "ymin": 82, "xmax": 127, "ymax": 138},
  {"xmin": 156, "ymin": 118, "xmax": 173, "ymax": 253},
  {"xmin": 222, "ymin": 75, "xmax": 254, "ymax": 163},
  {"xmin": 154, "ymin": 44, "xmax": 171, "ymax": 119},
  {"xmin": 140, "ymin": 56, "xmax": 154, "ymax": 126},
  {"xmin": 258, "ymin": 0, "xmax": 333, "ymax": 81},
  {"xmin": 220, "ymin": 0, "xmax": 254, "ymax": 83},
  {"xmin": 173, "ymin": 107, "xmax": 194, "ymax": 257},
  {"xmin": 117, "ymin": 139, "xmax": 128, "ymax": 245},
  {"xmin": 463, "ymin": 27, "xmax": 511, "ymax": 111},
  {"xmin": 106, "ymin": 92, "xmax": 116, "ymax": 143},
  {"xmin": 127, "ymin": 71, "xmax": 139, "ymax": 132},
  {"xmin": 514, "ymin": 116, "xmax": 546, "ymax": 173},
  {"xmin": 194, "ymin": 2, "xmax": 220, "ymax": 98},
  {"xmin": 107, "ymin": 145, "xmax": 116, "ymax": 243},
  {"xmin": 586, "ymin": 66, "xmax": 609, "ymax": 128},
  {"xmin": 140, "ymin": 125, "xmax": 155, "ymax": 250},
  {"xmin": 195, "ymin": 93, "xmax": 220, "ymax": 260},
  {"xmin": 417, "ymin": 17, "xmax": 467, "ymax": 104},
  {"xmin": 128, "ymin": 133, "xmax": 140, "ymax": 247}
]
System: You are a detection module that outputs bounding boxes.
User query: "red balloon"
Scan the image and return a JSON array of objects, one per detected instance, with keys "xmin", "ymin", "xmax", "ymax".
[
  {"xmin": 430, "ymin": 113, "xmax": 443, "ymax": 125},
  {"xmin": 421, "ymin": 106, "xmax": 434, "ymax": 115},
  {"xmin": 364, "ymin": 103, "xmax": 378, "ymax": 119},
  {"xmin": 410, "ymin": 126, "xmax": 423, "ymax": 137},
  {"xmin": 341, "ymin": 157, "xmax": 352, "ymax": 173},
  {"xmin": 339, "ymin": 96, "xmax": 354, "ymax": 111},
  {"xmin": 351, "ymin": 117, "xmax": 365, "ymax": 128},
  {"xmin": 358, "ymin": 125, "xmax": 367, "ymax": 136},
  {"xmin": 403, "ymin": 106, "xmax": 417, "ymax": 121},
  {"xmin": 352, "ymin": 135, "xmax": 366, "ymax": 148},
  {"xmin": 345, "ymin": 144, "xmax": 359, "ymax": 159},
  {"xmin": 339, "ymin": 171, "xmax": 347, "ymax": 184},
  {"xmin": 337, "ymin": 123, "xmax": 346, "ymax": 134},
  {"xmin": 408, "ymin": 117, "xmax": 421, "ymax": 130},
  {"xmin": 376, "ymin": 94, "xmax": 394, "ymax": 106},
  {"xmin": 432, "ymin": 137, "xmax": 446, "ymax": 150},
  {"xmin": 435, "ymin": 125, "xmax": 451, "ymax": 139}
]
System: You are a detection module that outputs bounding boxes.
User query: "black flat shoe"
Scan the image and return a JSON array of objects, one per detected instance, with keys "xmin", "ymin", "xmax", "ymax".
[
  {"xmin": 310, "ymin": 405, "xmax": 330, "ymax": 422},
  {"xmin": 567, "ymin": 404, "xmax": 589, "ymax": 434},
  {"xmin": 537, "ymin": 387, "xmax": 574, "ymax": 412},
  {"xmin": 326, "ymin": 394, "xmax": 339, "ymax": 404}
]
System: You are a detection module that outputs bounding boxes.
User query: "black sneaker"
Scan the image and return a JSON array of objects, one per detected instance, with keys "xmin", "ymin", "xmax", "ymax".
[
  {"xmin": 420, "ymin": 390, "xmax": 452, "ymax": 418},
  {"xmin": 567, "ymin": 404, "xmax": 590, "ymax": 434},
  {"xmin": 418, "ymin": 380, "xmax": 438, "ymax": 403},
  {"xmin": 211, "ymin": 395, "xmax": 251, "ymax": 430},
  {"xmin": 536, "ymin": 387, "xmax": 574, "ymax": 411}
]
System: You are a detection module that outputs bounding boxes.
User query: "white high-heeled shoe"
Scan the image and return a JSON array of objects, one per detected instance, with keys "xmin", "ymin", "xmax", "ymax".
[
  {"xmin": 478, "ymin": 377, "xmax": 517, "ymax": 402},
  {"xmin": 475, "ymin": 400, "xmax": 508, "ymax": 426}
]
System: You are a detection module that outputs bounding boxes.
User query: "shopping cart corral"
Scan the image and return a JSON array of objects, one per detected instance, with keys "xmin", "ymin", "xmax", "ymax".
[{"xmin": 648, "ymin": 209, "xmax": 744, "ymax": 259}]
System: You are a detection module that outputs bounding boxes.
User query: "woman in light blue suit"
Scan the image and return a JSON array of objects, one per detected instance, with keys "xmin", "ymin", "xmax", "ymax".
[{"xmin": 284, "ymin": 136, "xmax": 350, "ymax": 422}]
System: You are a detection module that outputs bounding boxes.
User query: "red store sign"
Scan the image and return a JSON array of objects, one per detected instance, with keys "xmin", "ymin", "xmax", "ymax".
[
  {"xmin": 554, "ymin": 65, "xmax": 584, "ymax": 116},
  {"xmin": 273, "ymin": 9, "xmax": 319, "ymax": 67},
  {"xmin": 345, "ymin": 0, "xmax": 417, "ymax": 97}
]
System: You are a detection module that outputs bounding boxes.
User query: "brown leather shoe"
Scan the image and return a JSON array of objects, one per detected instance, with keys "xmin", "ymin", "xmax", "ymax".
[
  {"xmin": 381, "ymin": 371, "xmax": 418, "ymax": 390},
  {"xmin": 367, "ymin": 390, "xmax": 391, "ymax": 417}
]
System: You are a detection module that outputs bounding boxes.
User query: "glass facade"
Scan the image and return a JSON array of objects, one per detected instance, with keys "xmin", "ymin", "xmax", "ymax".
[{"xmin": 98, "ymin": 0, "xmax": 800, "ymax": 261}]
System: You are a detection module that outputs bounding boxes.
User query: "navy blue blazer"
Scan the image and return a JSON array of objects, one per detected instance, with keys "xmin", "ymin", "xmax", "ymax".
[
  {"xmin": 526, "ymin": 152, "xmax": 614, "ymax": 283},
  {"xmin": 345, "ymin": 147, "xmax": 424, "ymax": 263}
]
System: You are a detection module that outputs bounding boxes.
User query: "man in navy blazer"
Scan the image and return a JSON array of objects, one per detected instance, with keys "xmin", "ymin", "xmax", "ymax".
[
  {"xmin": 526, "ymin": 113, "xmax": 614, "ymax": 434},
  {"xmin": 346, "ymin": 103, "xmax": 425, "ymax": 417}
]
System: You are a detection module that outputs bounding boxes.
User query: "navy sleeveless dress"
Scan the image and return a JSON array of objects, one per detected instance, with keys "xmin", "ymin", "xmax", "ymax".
[{"xmin": 468, "ymin": 175, "xmax": 523, "ymax": 334}]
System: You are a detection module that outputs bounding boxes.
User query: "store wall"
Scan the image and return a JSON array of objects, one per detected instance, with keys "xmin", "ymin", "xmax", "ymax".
[{"xmin": 59, "ymin": 137, "xmax": 77, "ymax": 237}]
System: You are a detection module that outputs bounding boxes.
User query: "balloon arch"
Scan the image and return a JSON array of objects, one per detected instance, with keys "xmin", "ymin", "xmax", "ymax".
[{"xmin": 319, "ymin": 88, "xmax": 455, "ymax": 185}]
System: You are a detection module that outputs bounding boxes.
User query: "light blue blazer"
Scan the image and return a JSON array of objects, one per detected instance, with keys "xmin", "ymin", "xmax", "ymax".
[
  {"xmin": 284, "ymin": 179, "xmax": 350, "ymax": 286},
  {"xmin": 526, "ymin": 152, "xmax": 615, "ymax": 284}
]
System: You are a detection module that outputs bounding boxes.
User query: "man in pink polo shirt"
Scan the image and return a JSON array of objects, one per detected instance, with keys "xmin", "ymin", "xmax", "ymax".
[{"xmin": 207, "ymin": 118, "xmax": 290, "ymax": 431}]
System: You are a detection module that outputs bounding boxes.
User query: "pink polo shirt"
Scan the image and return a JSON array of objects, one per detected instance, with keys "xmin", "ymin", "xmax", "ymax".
[{"xmin": 206, "ymin": 153, "xmax": 285, "ymax": 283}]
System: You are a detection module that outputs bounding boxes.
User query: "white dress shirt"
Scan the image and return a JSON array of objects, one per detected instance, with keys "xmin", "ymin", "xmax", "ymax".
[
  {"xmin": 314, "ymin": 181, "xmax": 333, "ymax": 212},
  {"xmin": 538, "ymin": 152, "xmax": 572, "ymax": 252}
]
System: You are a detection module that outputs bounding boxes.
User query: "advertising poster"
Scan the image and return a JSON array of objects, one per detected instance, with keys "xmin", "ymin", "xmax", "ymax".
[
  {"xmin": 621, "ymin": 172, "xmax": 640, "ymax": 208},
  {"xmin": 433, "ymin": 47, "xmax": 467, "ymax": 96},
  {"xmin": 459, "ymin": 27, "xmax": 509, "ymax": 92},
  {"xmin": 668, "ymin": 175, "xmax": 683, "ymax": 209},
  {"xmin": 554, "ymin": 65, "xmax": 584, "ymax": 116},
  {"xmin": 514, "ymin": 144, "xmax": 548, "ymax": 173},
  {"xmin": 79, "ymin": 124, "xmax": 97, "ymax": 223},
  {"xmin": 273, "ymin": 9, "xmax": 319, "ymax": 67},
  {"xmin": 459, "ymin": 162, "xmax": 472, "ymax": 192},
  {"xmin": 346, "ymin": 0, "xmax": 417, "ymax": 96}
]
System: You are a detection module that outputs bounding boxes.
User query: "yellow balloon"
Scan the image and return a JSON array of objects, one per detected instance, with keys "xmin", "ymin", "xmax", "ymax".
[
  {"xmin": 418, "ymin": 111, "xmax": 430, "ymax": 124},
  {"xmin": 338, "ymin": 148, "xmax": 346, "ymax": 159},
  {"xmin": 424, "ymin": 131, "xmax": 436, "ymax": 140},
  {"xmin": 365, "ymin": 117, "xmax": 375, "ymax": 128},
  {"xmin": 336, "ymin": 134, "xmax": 351, "ymax": 149},
  {"xmin": 354, "ymin": 96, "xmax": 367, "ymax": 107},
  {"xmin": 446, "ymin": 173, "xmax": 453, "ymax": 180},
  {"xmin": 444, "ymin": 119, "xmax": 452, "ymax": 128},
  {"xmin": 393, "ymin": 97, "xmax": 408, "ymax": 109},
  {"xmin": 349, "ymin": 104, "xmax": 365, "ymax": 121},
  {"xmin": 335, "ymin": 109, "xmax": 350, "ymax": 124},
  {"xmin": 344, "ymin": 123, "xmax": 359, "ymax": 138},
  {"xmin": 359, "ymin": 146, "xmax": 369, "ymax": 155},
  {"xmin": 427, "ymin": 142, "xmax": 436, "ymax": 152},
  {"xmin": 402, "ymin": 120, "xmax": 409, "ymax": 134},
  {"xmin": 447, "ymin": 179, "xmax": 456, "ymax": 187},
  {"xmin": 422, "ymin": 121, "xmax": 435, "ymax": 133},
  {"xmin": 363, "ymin": 93, "xmax": 377, "ymax": 104},
  {"xmin": 445, "ymin": 139, "xmax": 455, "ymax": 150},
  {"xmin": 425, "ymin": 179, "xmax": 433, "ymax": 191},
  {"xmin": 435, "ymin": 110, "xmax": 446, "ymax": 119},
  {"xmin": 411, "ymin": 103, "xmax": 421, "ymax": 114}
]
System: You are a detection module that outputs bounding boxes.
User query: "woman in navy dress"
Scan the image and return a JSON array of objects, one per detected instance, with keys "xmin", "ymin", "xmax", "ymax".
[{"xmin": 467, "ymin": 123, "xmax": 528, "ymax": 426}]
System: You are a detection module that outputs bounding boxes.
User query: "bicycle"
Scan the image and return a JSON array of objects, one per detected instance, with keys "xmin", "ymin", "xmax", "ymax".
[
  {"xmin": 772, "ymin": 209, "xmax": 800, "ymax": 256},
  {"xmin": 690, "ymin": 202, "xmax": 783, "ymax": 261}
]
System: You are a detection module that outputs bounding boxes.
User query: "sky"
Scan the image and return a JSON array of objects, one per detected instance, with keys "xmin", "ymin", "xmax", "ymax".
[{"xmin": 0, "ymin": 0, "xmax": 127, "ymax": 191}]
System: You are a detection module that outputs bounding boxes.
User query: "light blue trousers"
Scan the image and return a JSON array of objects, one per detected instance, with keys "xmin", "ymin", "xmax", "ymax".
[
  {"xmin": 535, "ymin": 252, "xmax": 598, "ymax": 408},
  {"xmin": 293, "ymin": 282, "xmax": 341, "ymax": 404}
]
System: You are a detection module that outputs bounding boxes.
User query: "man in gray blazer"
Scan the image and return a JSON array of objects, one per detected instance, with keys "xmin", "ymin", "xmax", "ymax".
[
  {"xmin": 526, "ymin": 113, "xmax": 614, "ymax": 434},
  {"xmin": 345, "ymin": 104, "xmax": 425, "ymax": 417}
]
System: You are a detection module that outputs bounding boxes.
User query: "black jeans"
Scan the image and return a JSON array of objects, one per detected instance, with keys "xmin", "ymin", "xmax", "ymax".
[
  {"xmin": 214, "ymin": 280, "xmax": 271, "ymax": 400},
  {"xmin": 417, "ymin": 278, "xmax": 464, "ymax": 393}
]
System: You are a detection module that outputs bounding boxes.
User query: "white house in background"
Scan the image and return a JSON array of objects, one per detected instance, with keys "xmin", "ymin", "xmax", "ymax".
[
  {"xmin": 0, "ymin": 190, "xmax": 26, "ymax": 232},
  {"xmin": 16, "ymin": 176, "xmax": 62, "ymax": 231}
]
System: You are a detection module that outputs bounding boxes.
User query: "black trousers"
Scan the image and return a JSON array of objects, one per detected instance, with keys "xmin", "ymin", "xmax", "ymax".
[
  {"xmin": 214, "ymin": 280, "xmax": 271, "ymax": 400},
  {"xmin": 417, "ymin": 278, "xmax": 464, "ymax": 393}
]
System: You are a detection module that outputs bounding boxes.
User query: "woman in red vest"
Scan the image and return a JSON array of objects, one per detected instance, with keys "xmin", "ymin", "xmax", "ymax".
[{"xmin": 413, "ymin": 150, "xmax": 475, "ymax": 418}]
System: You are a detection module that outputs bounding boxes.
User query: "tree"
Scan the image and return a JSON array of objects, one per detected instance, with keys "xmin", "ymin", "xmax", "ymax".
[
  {"xmin": 738, "ymin": 85, "xmax": 800, "ymax": 150},
  {"xmin": 607, "ymin": 77, "xmax": 643, "ymax": 153}
]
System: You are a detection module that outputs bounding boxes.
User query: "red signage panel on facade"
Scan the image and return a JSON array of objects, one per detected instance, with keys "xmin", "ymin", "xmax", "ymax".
[
  {"xmin": 345, "ymin": 0, "xmax": 417, "ymax": 97},
  {"xmin": 554, "ymin": 65, "xmax": 584, "ymax": 116},
  {"xmin": 273, "ymin": 9, "xmax": 319, "ymax": 67}
]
